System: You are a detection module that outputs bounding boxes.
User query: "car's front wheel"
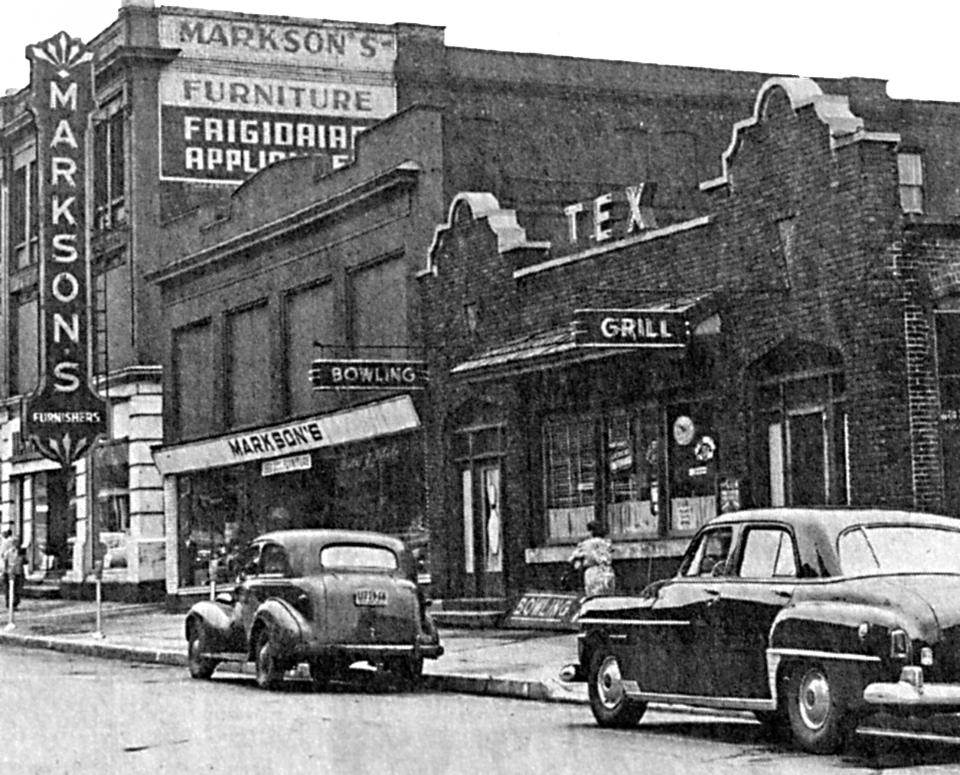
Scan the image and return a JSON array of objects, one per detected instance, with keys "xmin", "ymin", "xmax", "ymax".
[
  {"xmin": 254, "ymin": 628, "xmax": 284, "ymax": 690},
  {"xmin": 187, "ymin": 621, "xmax": 217, "ymax": 680},
  {"xmin": 587, "ymin": 648, "xmax": 646, "ymax": 728},
  {"xmin": 785, "ymin": 662, "xmax": 856, "ymax": 754}
]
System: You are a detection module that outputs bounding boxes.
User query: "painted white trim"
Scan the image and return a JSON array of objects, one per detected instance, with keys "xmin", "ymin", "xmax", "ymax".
[
  {"xmin": 424, "ymin": 192, "xmax": 550, "ymax": 276},
  {"xmin": 766, "ymin": 647, "xmax": 880, "ymax": 663},
  {"xmin": 620, "ymin": 682, "xmax": 777, "ymax": 712},
  {"xmin": 513, "ymin": 215, "xmax": 713, "ymax": 279},
  {"xmin": 698, "ymin": 76, "xmax": 897, "ymax": 192},
  {"xmin": 577, "ymin": 618, "xmax": 690, "ymax": 627}
]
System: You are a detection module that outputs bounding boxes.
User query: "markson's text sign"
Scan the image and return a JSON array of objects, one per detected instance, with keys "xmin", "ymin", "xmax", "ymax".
[
  {"xmin": 311, "ymin": 360, "xmax": 427, "ymax": 391},
  {"xmin": 573, "ymin": 309, "xmax": 690, "ymax": 348},
  {"xmin": 159, "ymin": 13, "xmax": 397, "ymax": 70},
  {"xmin": 158, "ymin": 12, "xmax": 397, "ymax": 183},
  {"xmin": 23, "ymin": 32, "xmax": 107, "ymax": 467}
]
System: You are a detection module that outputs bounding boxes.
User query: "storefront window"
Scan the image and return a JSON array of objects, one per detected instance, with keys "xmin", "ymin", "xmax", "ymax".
[
  {"xmin": 667, "ymin": 403, "xmax": 718, "ymax": 536},
  {"xmin": 543, "ymin": 414, "xmax": 596, "ymax": 541},
  {"xmin": 93, "ymin": 441, "xmax": 130, "ymax": 571},
  {"xmin": 605, "ymin": 408, "xmax": 659, "ymax": 538},
  {"xmin": 177, "ymin": 435, "xmax": 425, "ymax": 588}
]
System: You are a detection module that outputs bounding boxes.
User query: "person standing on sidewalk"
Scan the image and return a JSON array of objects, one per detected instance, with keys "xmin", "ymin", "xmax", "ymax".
[
  {"xmin": 568, "ymin": 520, "xmax": 616, "ymax": 596},
  {"xmin": 9, "ymin": 547, "xmax": 26, "ymax": 609},
  {"xmin": 1, "ymin": 528, "xmax": 17, "ymax": 607}
]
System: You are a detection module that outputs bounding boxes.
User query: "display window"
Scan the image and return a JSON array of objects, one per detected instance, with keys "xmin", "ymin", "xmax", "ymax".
[
  {"xmin": 543, "ymin": 405, "xmax": 666, "ymax": 542},
  {"xmin": 176, "ymin": 435, "xmax": 425, "ymax": 588}
]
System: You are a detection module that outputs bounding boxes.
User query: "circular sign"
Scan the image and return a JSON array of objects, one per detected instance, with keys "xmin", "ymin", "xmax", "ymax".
[
  {"xmin": 695, "ymin": 435, "xmax": 716, "ymax": 462},
  {"xmin": 672, "ymin": 415, "xmax": 695, "ymax": 446}
]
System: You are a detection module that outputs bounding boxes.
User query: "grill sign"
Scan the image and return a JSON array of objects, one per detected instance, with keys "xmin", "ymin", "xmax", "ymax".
[
  {"xmin": 311, "ymin": 360, "xmax": 427, "ymax": 391},
  {"xmin": 22, "ymin": 32, "xmax": 107, "ymax": 467},
  {"xmin": 572, "ymin": 309, "xmax": 690, "ymax": 348}
]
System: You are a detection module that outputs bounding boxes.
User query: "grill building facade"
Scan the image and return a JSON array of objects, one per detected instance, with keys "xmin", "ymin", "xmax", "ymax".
[{"xmin": 420, "ymin": 76, "xmax": 960, "ymax": 600}]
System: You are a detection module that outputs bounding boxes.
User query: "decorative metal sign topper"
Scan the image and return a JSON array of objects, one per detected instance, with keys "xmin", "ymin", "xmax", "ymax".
[{"xmin": 22, "ymin": 32, "xmax": 107, "ymax": 467}]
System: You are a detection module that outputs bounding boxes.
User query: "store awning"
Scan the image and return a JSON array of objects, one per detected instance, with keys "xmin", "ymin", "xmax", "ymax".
[
  {"xmin": 451, "ymin": 293, "xmax": 719, "ymax": 382},
  {"xmin": 153, "ymin": 395, "xmax": 420, "ymax": 476}
]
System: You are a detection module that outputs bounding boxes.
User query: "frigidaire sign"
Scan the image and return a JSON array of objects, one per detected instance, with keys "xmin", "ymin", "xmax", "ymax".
[
  {"xmin": 22, "ymin": 32, "xmax": 107, "ymax": 467},
  {"xmin": 157, "ymin": 11, "xmax": 398, "ymax": 184},
  {"xmin": 310, "ymin": 359, "xmax": 427, "ymax": 390}
]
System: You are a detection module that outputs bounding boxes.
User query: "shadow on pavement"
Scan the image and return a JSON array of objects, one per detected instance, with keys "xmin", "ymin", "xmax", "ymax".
[{"xmin": 562, "ymin": 716, "xmax": 960, "ymax": 769}]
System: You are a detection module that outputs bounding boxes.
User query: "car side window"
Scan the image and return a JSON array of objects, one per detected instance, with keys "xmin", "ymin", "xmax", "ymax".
[
  {"xmin": 260, "ymin": 544, "xmax": 290, "ymax": 576},
  {"xmin": 683, "ymin": 527, "xmax": 734, "ymax": 576},
  {"xmin": 737, "ymin": 528, "xmax": 797, "ymax": 578},
  {"xmin": 235, "ymin": 543, "xmax": 261, "ymax": 579}
]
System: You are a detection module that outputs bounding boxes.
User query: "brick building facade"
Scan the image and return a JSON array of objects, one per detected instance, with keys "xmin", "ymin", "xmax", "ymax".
[
  {"xmin": 135, "ymin": 9, "xmax": 780, "ymax": 602},
  {"xmin": 421, "ymin": 77, "xmax": 960, "ymax": 601}
]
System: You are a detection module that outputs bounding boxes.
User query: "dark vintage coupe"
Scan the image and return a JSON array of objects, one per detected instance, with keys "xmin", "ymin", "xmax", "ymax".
[
  {"xmin": 184, "ymin": 529, "xmax": 443, "ymax": 690},
  {"xmin": 566, "ymin": 508, "xmax": 960, "ymax": 753}
]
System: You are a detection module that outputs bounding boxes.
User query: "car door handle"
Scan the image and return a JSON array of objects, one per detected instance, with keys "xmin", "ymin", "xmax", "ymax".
[{"xmin": 704, "ymin": 588, "xmax": 721, "ymax": 605}]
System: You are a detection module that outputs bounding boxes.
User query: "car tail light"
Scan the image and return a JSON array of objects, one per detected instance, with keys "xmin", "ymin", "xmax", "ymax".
[
  {"xmin": 890, "ymin": 629, "xmax": 911, "ymax": 660},
  {"xmin": 921, "ymin": 647, "xmax": 934, "ymax": 667}
]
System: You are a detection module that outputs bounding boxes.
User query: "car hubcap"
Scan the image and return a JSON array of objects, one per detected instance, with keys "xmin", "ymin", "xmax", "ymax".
[
  {"xmin": 596, "ymin": 656, "xmax": 625, "ymax": 710},
  {"xmin": 798, "ymin": 668, "xmax": 831, "ymax": 730}
]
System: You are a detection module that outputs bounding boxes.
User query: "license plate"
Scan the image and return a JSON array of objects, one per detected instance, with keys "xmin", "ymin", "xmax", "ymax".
[{"xmin": 354, "ymin": 589, "xmax": 388, "ymax": 606}]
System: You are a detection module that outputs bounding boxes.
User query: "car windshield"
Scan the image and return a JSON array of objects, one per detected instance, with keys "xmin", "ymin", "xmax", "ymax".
[
  {"xmin": 839, "ymin": 525, "xmax": 960, "ymax": 575},
  {"xmin": 320, "ymin": 544, "xmax": 398, "ymax": 571}
]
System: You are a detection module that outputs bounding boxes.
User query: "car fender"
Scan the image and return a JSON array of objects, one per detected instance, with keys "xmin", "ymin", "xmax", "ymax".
[
  {"xmin": 575, "ymin": 594, "xmax": 649, "ymax": 673},
  {"xmin": 766, "ymin": 600, "xmax": 898, "ymax": 707},
  {"xmin": 249, "ymin": 597, "xmax": 306, "ymax": 660},
  {"xmin": 185, "ymin": 601, "xmax": 237, "ymax": 652}
]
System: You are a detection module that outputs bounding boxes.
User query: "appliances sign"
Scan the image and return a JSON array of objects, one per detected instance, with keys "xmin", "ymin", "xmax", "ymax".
[
  {"xmin": 158, "ymin": 12, "xmax": 397, "ymax": 184},
  {"xmin": 22, "ymin": 32, "xmax": 107, "ymax": 467}
]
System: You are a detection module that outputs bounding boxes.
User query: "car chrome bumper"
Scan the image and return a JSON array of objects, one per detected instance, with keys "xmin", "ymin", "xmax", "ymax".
[{"xmin": 864, "ymin": 666, "xmax": 960, "ymax": 707}]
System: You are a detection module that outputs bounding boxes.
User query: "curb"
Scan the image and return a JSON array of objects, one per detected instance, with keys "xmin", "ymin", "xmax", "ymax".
[
  {"xmin": 0, "ymin": 630, "xmax": 745, "ymax": 719},
  {"xmin": 0, "ymin": 631, "xmax": 187, "ymax": 667}
]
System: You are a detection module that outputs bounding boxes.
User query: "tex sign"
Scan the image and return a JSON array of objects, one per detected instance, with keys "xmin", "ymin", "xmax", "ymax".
[{"xmin": 22, "ymin": 32, "xmax": 107, "ymax": 467}]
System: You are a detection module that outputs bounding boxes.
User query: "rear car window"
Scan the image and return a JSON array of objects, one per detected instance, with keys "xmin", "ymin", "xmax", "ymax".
[{"xmin": 321, "ymin": 544, "xmax": 398, "ymax": 571}]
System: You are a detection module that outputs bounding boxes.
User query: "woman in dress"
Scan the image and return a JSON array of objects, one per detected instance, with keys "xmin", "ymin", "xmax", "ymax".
[{"xmin": 569, "ymin": 520, "xmax": 615, "ymax": 596}]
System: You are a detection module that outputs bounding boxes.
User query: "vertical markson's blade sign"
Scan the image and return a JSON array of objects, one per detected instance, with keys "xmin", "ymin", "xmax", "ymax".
[{"xmin": 23, "ymin": 32, "xmax": 107, "ymax": 467}]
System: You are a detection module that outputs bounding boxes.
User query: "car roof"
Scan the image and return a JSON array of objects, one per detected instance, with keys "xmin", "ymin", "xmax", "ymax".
[
  {"xmin": 255, "ymin": 528, "xmax": 407, "ymax": 554},
  {"xmin": 705, "ymin": 507, "xmax": 960, "ymax": 537}
]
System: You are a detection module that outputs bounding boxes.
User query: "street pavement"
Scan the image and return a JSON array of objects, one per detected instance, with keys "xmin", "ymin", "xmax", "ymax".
[
  {"xmin": 0, "ymin": 597, "xmax": 594, "ymax": 706},
  {"xmin": 6, "ymin": 597, "xmax": 960, "ymax": 745}
]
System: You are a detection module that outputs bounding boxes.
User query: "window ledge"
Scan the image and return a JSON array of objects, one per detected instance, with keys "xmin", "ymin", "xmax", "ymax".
[{"xmin": 525, "ymin": 538, "xmax": 690, "ymax": 564}]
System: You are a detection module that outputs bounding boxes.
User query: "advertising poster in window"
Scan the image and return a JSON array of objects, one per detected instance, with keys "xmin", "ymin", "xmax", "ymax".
[{"xmin": 668, "ymin": 404, "xmax": 718, "ymax": 534}]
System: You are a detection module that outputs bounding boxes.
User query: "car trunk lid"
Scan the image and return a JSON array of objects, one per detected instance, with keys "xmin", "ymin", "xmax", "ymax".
[{"xmin": 323, "ymin": 571, "xmax": 419, "ymax": 644}]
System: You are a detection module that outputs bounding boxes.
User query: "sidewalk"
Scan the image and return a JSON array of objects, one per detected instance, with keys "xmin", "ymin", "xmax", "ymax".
[{"xmin": 0, "ymin": 598, "xmax": 589, "ymax": 705}]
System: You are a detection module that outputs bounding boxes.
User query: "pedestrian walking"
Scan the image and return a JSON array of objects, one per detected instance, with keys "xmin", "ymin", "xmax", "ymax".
[{"xmin": 568, "ymin": 520, "xmax": 616, "ymax": 596}]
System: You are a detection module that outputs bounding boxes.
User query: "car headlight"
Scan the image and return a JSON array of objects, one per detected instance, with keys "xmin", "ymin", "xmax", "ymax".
[{"xmin": 890, "ymin": 628, "xmax": 911, "ymax": 660}]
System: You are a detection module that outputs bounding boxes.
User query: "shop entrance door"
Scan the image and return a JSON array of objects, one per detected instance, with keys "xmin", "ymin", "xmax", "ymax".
[
  {"xmin": 769, "ymin": 409, "xmax": 828, "ymax": 506},
  {"xmin": 461, "ymin": 464, "xmax": 504, "ymax": 597}
]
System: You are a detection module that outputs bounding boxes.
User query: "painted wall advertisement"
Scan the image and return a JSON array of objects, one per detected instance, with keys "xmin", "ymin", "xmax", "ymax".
[{"xmin": 158, "ymin": 12, "xmax": 398, "ymax": 184}]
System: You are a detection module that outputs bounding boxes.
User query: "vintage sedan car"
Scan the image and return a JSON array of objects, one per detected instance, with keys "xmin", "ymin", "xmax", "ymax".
[
  {"xmin": 185, "ymin": 529, "xmax": 443, "ymax": 690},
  {"xmin": 565, "ymin": 508, "xmax": 960, "ymax": 753}
]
